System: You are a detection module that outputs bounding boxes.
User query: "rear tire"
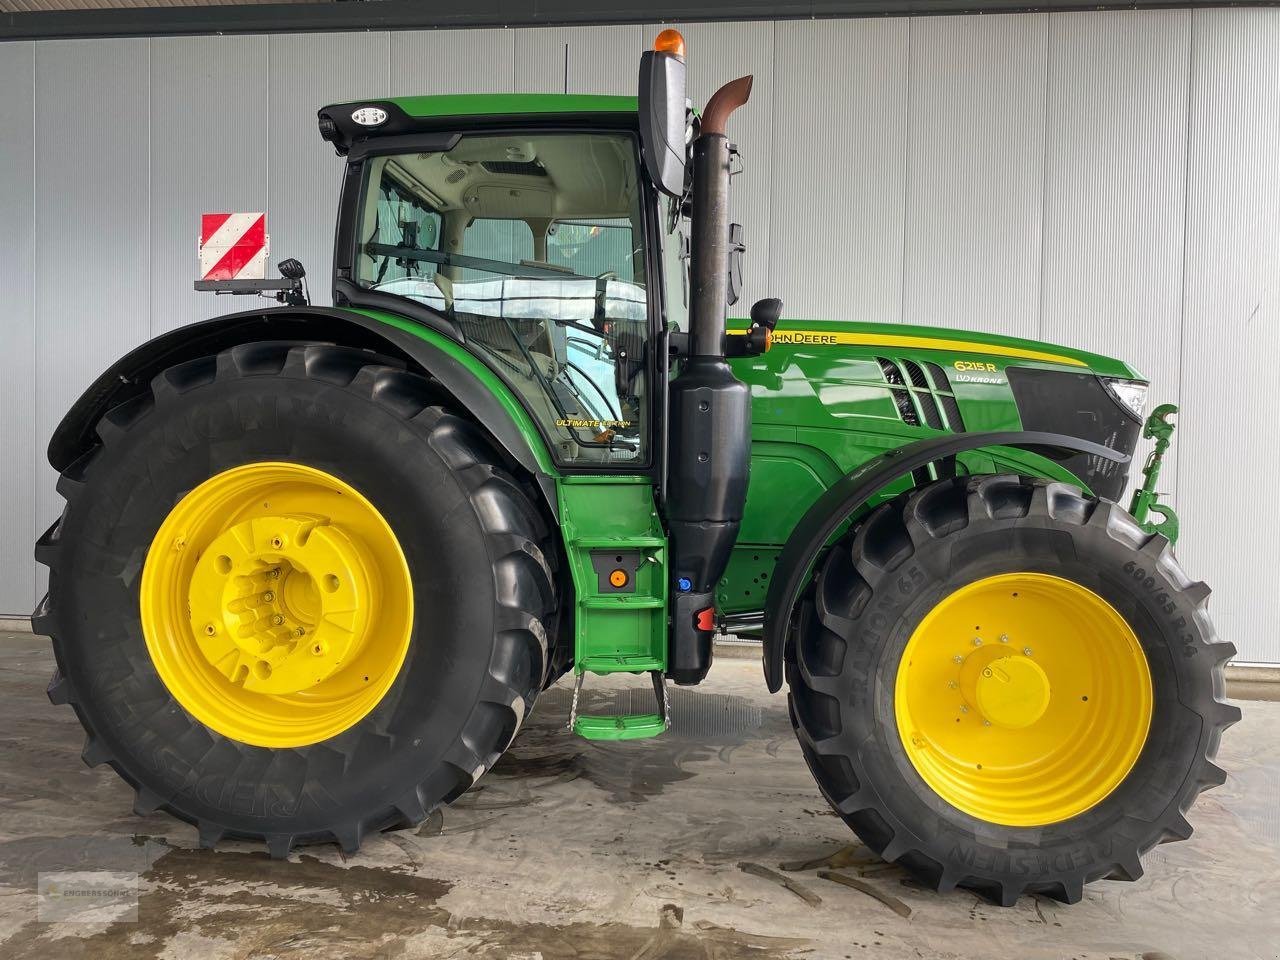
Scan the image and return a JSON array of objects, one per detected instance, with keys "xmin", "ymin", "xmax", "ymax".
[
  {"xmin": 36, "ymin": 341, "xmax": 556, "ymax": 857},
  {"xmin": 788, "ymin": 474, "xmax": 1239, "ymax": 905}
]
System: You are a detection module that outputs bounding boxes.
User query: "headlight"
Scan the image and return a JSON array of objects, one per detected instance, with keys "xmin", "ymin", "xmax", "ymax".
[{"xmin": 1102, "ymin": 378, "xmax": 1148, "ymax": 421}]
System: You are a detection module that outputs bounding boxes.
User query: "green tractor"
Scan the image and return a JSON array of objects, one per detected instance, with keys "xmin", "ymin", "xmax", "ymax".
[{"xmin": 36, "ymin": 29, "xmax": 1238, "ymax": 906}]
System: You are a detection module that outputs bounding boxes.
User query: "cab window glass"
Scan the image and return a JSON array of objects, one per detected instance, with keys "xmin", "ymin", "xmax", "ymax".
[
  {"xmin": 462, "ymin": 219, "xmax": 535, "ymax": 280},
  {"xmin": 355, "ymin": 134, "xmax": 650, "ymax": 466},
  {"xmin": 548, "ymin": 219, "xmax": 637, "ymax": 281}
]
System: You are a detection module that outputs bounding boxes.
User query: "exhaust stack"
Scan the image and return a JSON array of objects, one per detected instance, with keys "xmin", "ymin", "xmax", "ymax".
[
  {"xmin": 666, "ymin": 74, "xmax": 754, "ymax": 685},
  {"xmin": 688, "ymin": 76, "xmax": 753, "ymax": 358}
]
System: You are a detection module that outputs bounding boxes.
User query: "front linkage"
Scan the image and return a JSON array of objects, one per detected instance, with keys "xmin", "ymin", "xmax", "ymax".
[{"xmin": 1129, "ymin": 403, "xmax": 1180, "ymax": 542}]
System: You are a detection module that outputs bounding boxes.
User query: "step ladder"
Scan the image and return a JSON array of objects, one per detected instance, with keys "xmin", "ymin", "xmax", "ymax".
[{"xmin": 557, "ymin": 476, "xmax": 672, "ymax": 741}]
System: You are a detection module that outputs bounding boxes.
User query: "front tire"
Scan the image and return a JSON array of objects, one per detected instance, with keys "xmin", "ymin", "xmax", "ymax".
[
  {"xmin": 36, "ymin": 341, "xmax": 556, "ymax": 857},
  {"xmin": 788, "ymin": 475, "xmax": 1239, "ymax": 905}
]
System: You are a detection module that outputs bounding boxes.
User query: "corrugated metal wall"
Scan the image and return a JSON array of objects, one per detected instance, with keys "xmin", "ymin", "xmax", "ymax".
[{"xmin": 0, "ymin": 9, "xmax": 1275, "ymax": 662}]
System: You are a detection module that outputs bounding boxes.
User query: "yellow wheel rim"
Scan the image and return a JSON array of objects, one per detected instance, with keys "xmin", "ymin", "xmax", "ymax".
[
  {"xmin": 140, "ymin": 462, "xmax": 413, "ymax": 747},
  {"xmin": 895, "ymin": 573, "xmax": 1152, "ymax": 827}
]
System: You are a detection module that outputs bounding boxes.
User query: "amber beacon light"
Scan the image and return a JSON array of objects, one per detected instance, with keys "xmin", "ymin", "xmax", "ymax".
[{"xmin": 653, "ymin": 29, "xmax": 686, "ymax": 60}]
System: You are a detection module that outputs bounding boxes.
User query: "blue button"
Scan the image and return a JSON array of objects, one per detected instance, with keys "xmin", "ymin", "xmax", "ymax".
[{"xmin": 676, "ymin": 577, "xmax": 692, "ymax": 592}]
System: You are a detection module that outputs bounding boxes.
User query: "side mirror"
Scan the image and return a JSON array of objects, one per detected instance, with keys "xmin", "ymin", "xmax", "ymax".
[{"xmin": 638, "ymin": 40, "xmax": 688, "ymax": 198}]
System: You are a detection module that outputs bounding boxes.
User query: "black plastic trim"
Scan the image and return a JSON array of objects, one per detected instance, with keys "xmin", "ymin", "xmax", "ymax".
[
  {"xmin": 47, "ymin": 306, "xmax": 558, "ymax": 517},
  {"xmin": 760, "ymin": 430, "xmax": 1131, "ymax": 692}
]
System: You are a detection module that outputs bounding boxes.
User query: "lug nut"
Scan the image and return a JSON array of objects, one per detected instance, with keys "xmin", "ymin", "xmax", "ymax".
[
  {"xmin": 271, "ymin": 615, "xmax": 284, "ymax": 626},
  {"xmin": 1023, "ymin": 647, "xmax": 1033, "ymax": 657},
  {"xmin": 268, "ymin": 568, "xmax": 281, "ymax": 580},
  {"xmin": 984, "ymin": 720, "xmax": 992, "ymax": 727},
  {"xmin": 263, "ymin": 592, "xmax": 275, "ymax": 603},
  {"xmin": 294, "ymin": 627, "xmax": 305, "ymax": 637},
  {"xmin": 982, "ymin": 667, "xmax": 993, "ymax": 678},
  {"xmin": 271, "ymin": 537, "xmax": 284, "ymax": 549},
  {"xmin": 999, "ymin": 634, "xmax": 1009, "ymax": 643},
  {"xmin": 952, "ymin": 655, "xmax": 963, "ymax": 664},
  {"xmin": 948, "ymin": 680, "xmax": 958, "ymax": 689},
  {"xmin": 973, "ymin": 637, "xmax": 983, "ymax": 646},
  {"xmin": 960, "ymin": 705, "xmax": 969, "ymax": 714}
]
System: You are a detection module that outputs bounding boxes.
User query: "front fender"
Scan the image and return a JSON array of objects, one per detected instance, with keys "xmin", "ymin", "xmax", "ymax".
[
  {"xmin": 48, "ymin": 305, "xmax": 560, "ymax": 512},
  {"xmin": 760, "ymin": 431, "xmax": 1130, "ymax": 693}
]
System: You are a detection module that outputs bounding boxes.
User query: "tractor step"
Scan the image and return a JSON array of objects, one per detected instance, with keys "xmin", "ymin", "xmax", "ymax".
[
  {"xmin": 573, "ymin": 713, "xmax": 667, "ymax": 741},
  {"xmin": 578, "ymin": 654, "xmax": 665, "ymax": 672},
  {"xmin": 568, "ymin": 670, "xmax": 671, "ymax": 741},
  {"xmin": 558, "ymin": 475, "xmax": 669, "ymax": 682},
  {"xmin": 571, "ymin": 535, "xmax": 666, "ymax": 548}
]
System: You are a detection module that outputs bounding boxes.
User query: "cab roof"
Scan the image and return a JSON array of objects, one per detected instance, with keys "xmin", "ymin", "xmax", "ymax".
[
  {"xmin": 383, "ymin": 93, "xmax": 639, "ymax": 119},
  {"xmin": 317, "ymin": 94, "xmax": 640, "ymax": 155}
]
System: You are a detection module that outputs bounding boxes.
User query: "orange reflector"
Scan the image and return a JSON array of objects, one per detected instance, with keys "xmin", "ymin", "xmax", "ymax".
[
  {"xmin": 609, "ymin": 569, "xmax": 629, "ymax": 588},
  {"xmin": 654, "ymin": 28, "xmax": 686, "ymax": 60}
]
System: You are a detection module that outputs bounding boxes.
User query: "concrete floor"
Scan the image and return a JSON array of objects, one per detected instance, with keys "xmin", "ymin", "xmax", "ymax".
[{"xmin": 0, "ymin": 633, "xmax": 1276, "ymax": 960}]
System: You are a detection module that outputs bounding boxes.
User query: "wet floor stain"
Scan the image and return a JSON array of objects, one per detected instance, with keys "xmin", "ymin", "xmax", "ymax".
[
  {"xmin": 1, "ymin": 845, "xmax": 809, "ymax": 960},
  {"xmin": 489, "ymin": 686, "xmax": 795, "ymax": 805}
]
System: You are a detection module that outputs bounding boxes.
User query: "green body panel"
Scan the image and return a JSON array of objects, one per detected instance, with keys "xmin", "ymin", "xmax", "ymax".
[
  {"xmin": 720, "ymin": 317, "xmax": 1130, "ymax": 614},
  {"xmin": 354, "ymin": 303, "xmax": 1134, "ymax": 627},
  {"xmin": 344, "ymin": 93, "xmax": 638, "ymax": 120},
  {"xmin": 556, "ymin": 476, "xmax": 668, "ymax": 675}
]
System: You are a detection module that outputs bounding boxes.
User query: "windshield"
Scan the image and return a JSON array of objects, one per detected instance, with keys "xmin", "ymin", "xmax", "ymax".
[{"xmin": 355, "ymin": 132, "xmax": 650, "ymax": 466}]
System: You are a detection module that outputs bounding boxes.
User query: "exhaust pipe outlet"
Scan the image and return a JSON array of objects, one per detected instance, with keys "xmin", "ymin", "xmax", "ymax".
[{"xmin": 666, "ymin": 75, "xmax": 754, "ymax": 685}]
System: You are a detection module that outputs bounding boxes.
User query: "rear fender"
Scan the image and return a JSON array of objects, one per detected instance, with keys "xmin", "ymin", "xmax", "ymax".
[
  {"xmin": 48, "ymin": 305, "xmax": 560, "ymax": 514},
  {"xmin": 761, "ymin": 431, "xmax": 1130, "ymax": 692}
]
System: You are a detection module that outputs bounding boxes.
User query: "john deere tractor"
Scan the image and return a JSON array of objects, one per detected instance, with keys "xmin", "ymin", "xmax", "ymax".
[{"xmin": 36, "ymin": 30, "xmax": 1238, "ymax": 906}]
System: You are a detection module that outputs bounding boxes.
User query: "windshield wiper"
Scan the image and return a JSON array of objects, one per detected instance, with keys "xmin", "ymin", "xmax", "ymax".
[{"xmin": 364, "ymin": 242, "xmax": 597, "ymax": 283}]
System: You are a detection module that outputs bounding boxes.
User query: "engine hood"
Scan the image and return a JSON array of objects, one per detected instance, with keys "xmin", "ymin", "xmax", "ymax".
[{"xmin": 730, "ymin": 317, "xmax": 1143, "ymax": 381}]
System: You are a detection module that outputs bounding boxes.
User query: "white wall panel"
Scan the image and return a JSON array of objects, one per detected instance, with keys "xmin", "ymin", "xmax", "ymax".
[
  {"xmin": 33, "ymin": 39, "xmax": 151, "ymax": 555},
  {"xmin": 1178, "ymin": 8, "xmax": 1280, "ymax": 661},
  {"xmin": 150, "ymin": 35, "xmax": 268, "ymax": 335},
  {"xmin": 391, "ymin": 28, "xmax": 514, "ymax": 96},
  {"xmin": 0, "ymin": 43, "xmax": 35, "ymax": 614},
  {"xmin": 515, "ymin": 25, "xmax": 643, "ymax": 95},
  {"xmin": 903, "ymin": 14, "xmax": 1048, "ymax": 337},
  {"xmin": 769, "ymin": 18, "xmax": 909, "ymax": 323},
  {"xmin": 270, "ymin": 32, "xmax": 389, "ymax": 307},
  {"xmin": 3, "ymin": 14, "xmax": 1278, "ymax": 658},
  {"xmin": 646, "ymin": 21, "xmax": 776, "ymax": 311},
  {"xmin": 1040, "ymin": 10, "xmax": 1191, "ymax": 498}
]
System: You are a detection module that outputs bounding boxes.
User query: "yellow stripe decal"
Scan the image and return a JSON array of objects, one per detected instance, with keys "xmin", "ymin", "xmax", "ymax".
[{"xmin": 748, "ymin": 329, "xmax": 1088, "ymax": 367}]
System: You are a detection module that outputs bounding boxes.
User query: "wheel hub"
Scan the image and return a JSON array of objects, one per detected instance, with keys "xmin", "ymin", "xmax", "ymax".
[
  {"xmin": 187, "ymin": 514, "xmax": 373, "ymax": 695},
  {"xmin": 972, "ymin": 655, "xmax": 1050, "ymax": 729}
]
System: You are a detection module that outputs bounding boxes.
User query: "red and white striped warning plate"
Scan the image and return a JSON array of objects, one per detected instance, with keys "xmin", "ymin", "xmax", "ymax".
[{"xmin": 199, "ymin": 212, "xmax": 268, "ymax": 281}]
